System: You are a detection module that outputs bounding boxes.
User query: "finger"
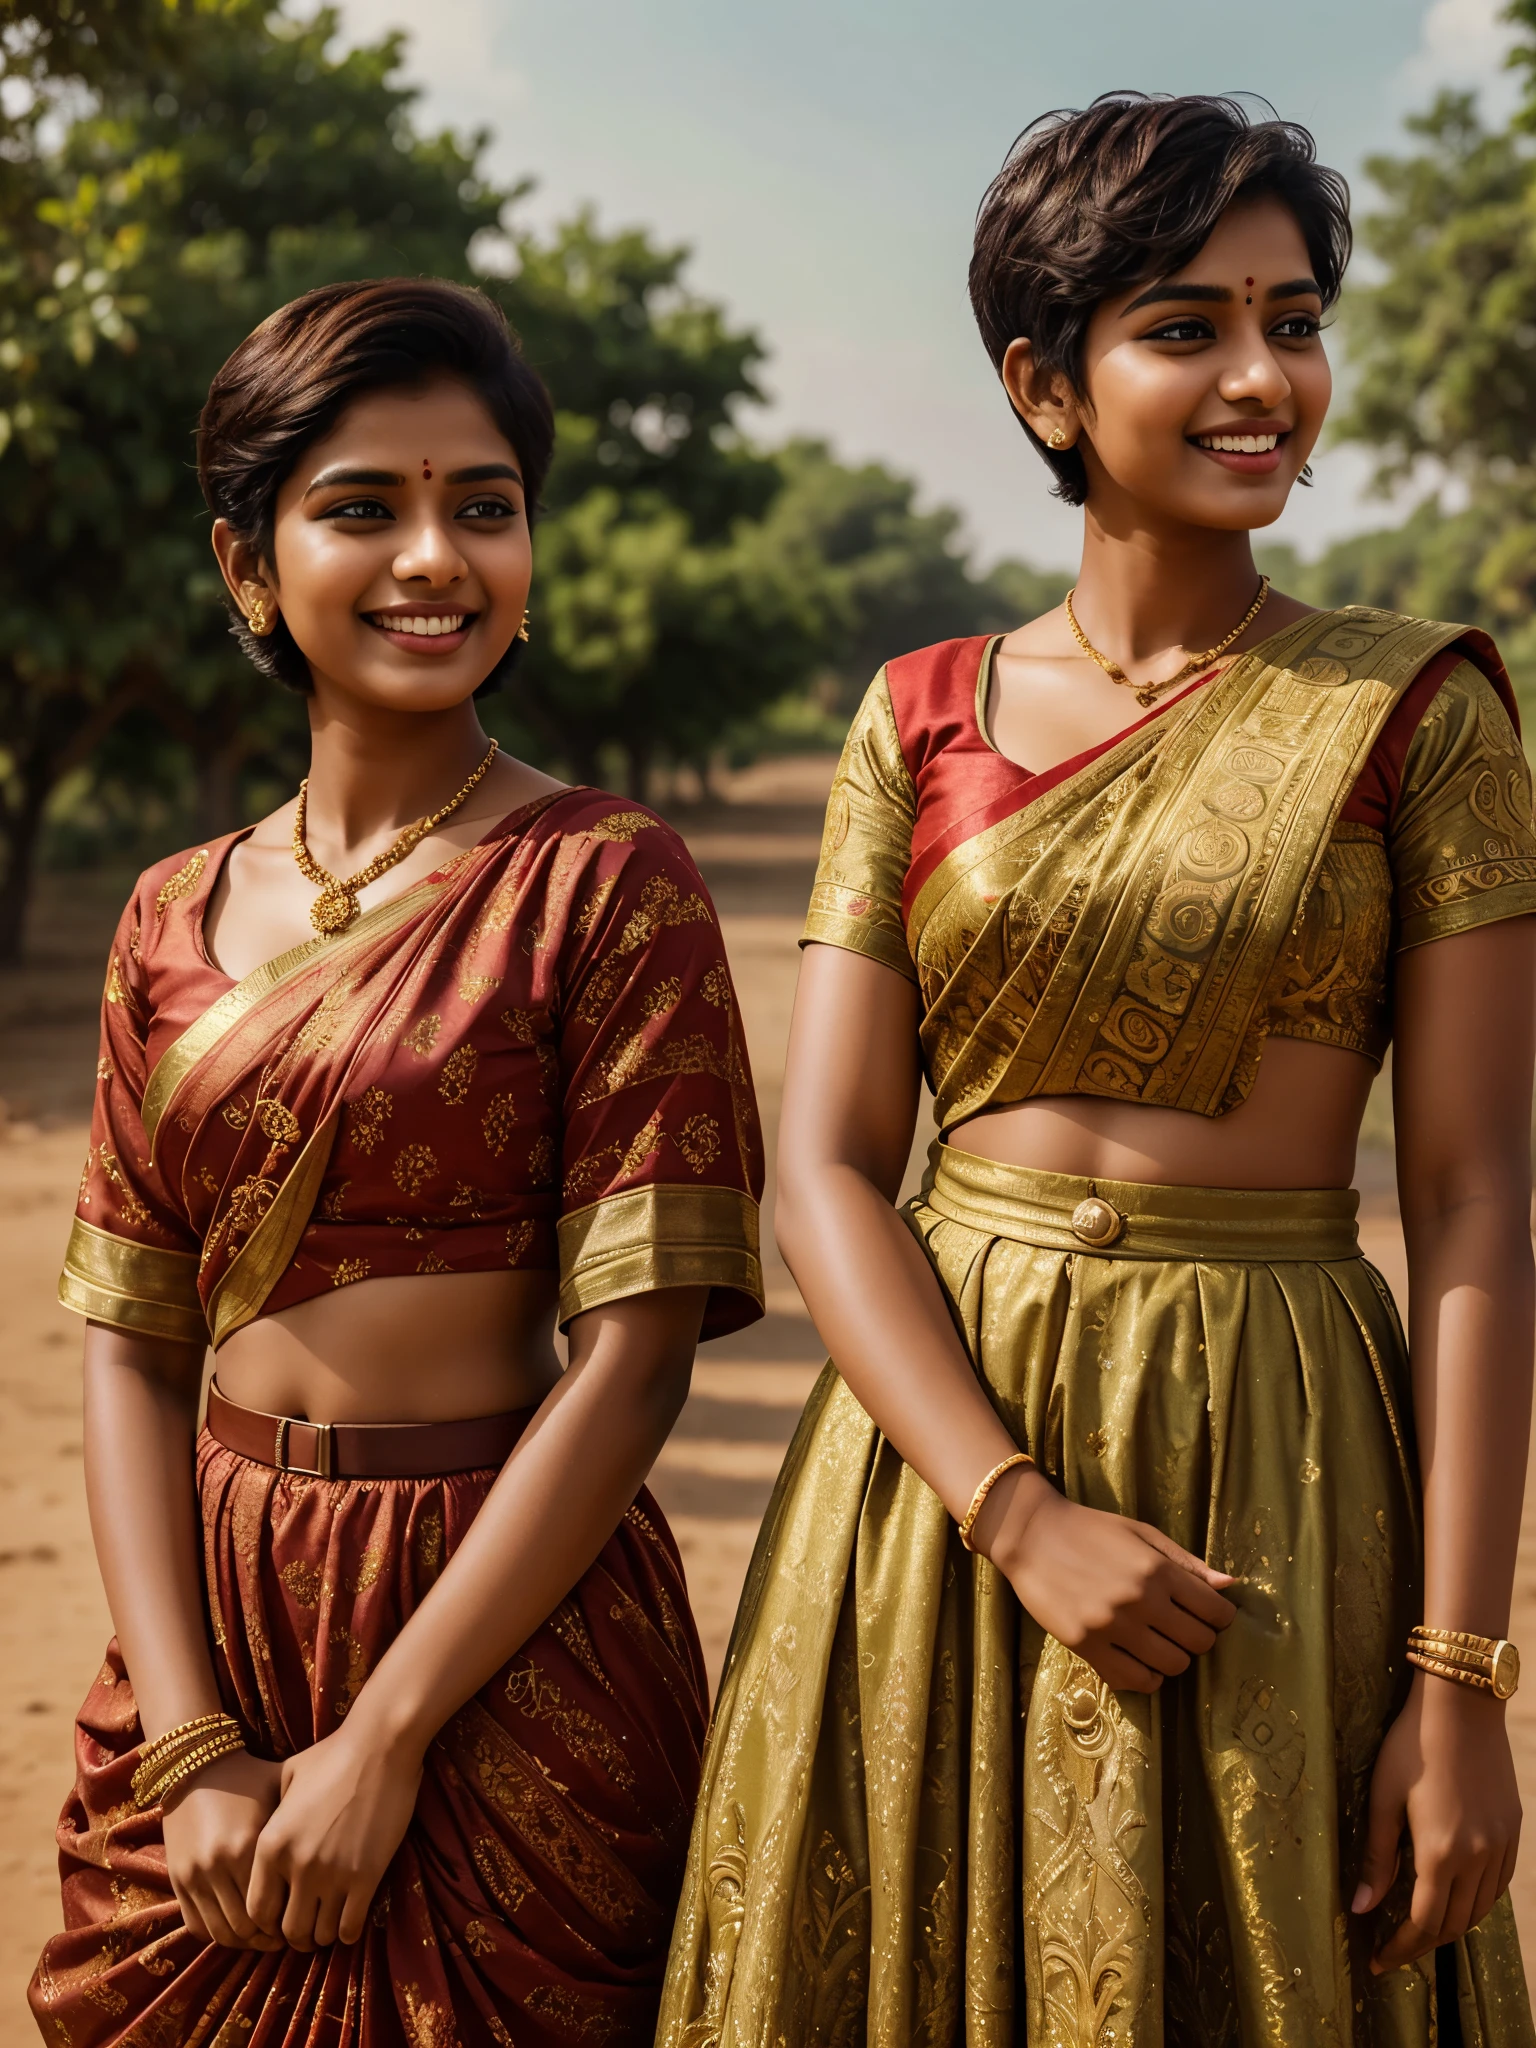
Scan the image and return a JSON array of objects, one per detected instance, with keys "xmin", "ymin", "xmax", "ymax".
[
  {"xmin": 1439, "ymin": 1866, "xmax": 1483, "ymax": 1946},
  {"xmin": 1136, "ymin": 1523, "xmax": 1236, "ymax": 1586},
  {"xmin": 1352, "ymin": 1786, "xmax": 1406, "ymax": 1914},
  {"xmin": 1163, "ymin": 1574, "xmax": 1239, "ymax": 1633},
  {"xmin": 1498, "ymin": 1839, "xmax": 1520, "ymax": 1904},
  {"xmin": 187, "ymin": 1880, "xmax": 243, "ymax": 1951},
  {"xmin": 209, "ymin": 1868, "xmax": 263, "ymax": 1948},
  {"xmin": 337, "ymin": 1878, "xmax": 376, "ymax": 1947},
  {"xmin": 1144, "ymin": 1601, "xmax": 1218, "ymax": 1658},
  {"xmin": 1469, "ymin": 1856, "xmax": 1506, "ymax": 1935},
  {"xmin": 1092, "ymin": 1644, "xmax": 1164, "ymax": 1693},
  {"xmin": 312, "ymin": 1881, "xmax": 345, "ymax": 1949},
  {"xmin": 281, "ymin": 1872, "xmax": 323, "ymax": 1953},
  {"xmin": 171, "ymin": 1877, "xmax": 211, "ymax": 1946},
  {"xmin": 1375, "ymin": 1872, "xmax": 1452, "ymax": 1973},
  {"xmin": 1120, "ymin": 1624, "xmax": 1192, "ymax": 1678},
  {"xmin": 246, "ymin": 1835, "xmax": 288, "ymax": 1937}
]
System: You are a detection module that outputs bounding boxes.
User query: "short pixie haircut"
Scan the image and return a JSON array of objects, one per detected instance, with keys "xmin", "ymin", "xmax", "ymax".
[
  {"xmin": 198, "ymin": 277, "xmax": 555, "ymax": 693},
  {"xmin": 970, "ymin": 94, "xmax": 1351, "ymax": 505}
]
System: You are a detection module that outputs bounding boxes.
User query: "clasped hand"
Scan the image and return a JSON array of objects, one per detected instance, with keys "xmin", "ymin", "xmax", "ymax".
[
  {"xmin": 163, "ymin": 1723, "xmax": 422, "ymax": 1950},
  {"xmin": 982, "ymin": 1471, "xmax": 1238, "ymax": 1693}
]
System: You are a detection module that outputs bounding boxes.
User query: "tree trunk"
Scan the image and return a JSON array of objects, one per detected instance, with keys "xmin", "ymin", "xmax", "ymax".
[
  {"xmin": 0, "ymin": 771, "xmax": 49, "ymax": 968},
  {"xmin": 624, "ymin": 738, "xmax": 653, "ymax": 803},
  {"xmin": 194, "ymin": 733, "xmax": 247, "ymax": 840},
  {"xmin": 0, "ymin": 665, "xmax": 148, "ymax": 969}
]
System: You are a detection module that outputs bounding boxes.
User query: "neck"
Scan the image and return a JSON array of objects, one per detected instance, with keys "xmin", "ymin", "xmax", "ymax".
[
  {"xmin": 1071, "ymin": 503, "xmax": 1263, "ymax": 667},
  {"xmin": 302, "ymin": 696, "xmax": 492, "ymax": 855}
]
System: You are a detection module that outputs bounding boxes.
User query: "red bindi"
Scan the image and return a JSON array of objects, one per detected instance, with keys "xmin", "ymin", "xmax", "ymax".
[{"xmin": 422, "ymin": 458, "xmax": 432, "ymax": 479}]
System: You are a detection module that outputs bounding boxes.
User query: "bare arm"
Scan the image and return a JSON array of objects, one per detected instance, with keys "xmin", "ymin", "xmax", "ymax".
[
  {"xmin": 83, "ymin": 1329, "xmax": 283, "ymax": 1949},
  {"xmin": 776, "ymin": 944, "xmax": 1234, "ymax": 1692},
  {"xmin": 246, "ymin": 1284, "xmax": 708, "ymax": 1949},
  {"xmin": 1355, "ymin": 916, "xmax": 1536, "ymax": 1968}
]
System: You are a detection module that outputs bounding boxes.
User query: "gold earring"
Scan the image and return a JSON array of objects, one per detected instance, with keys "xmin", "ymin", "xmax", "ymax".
[
  {"xmin": 241, "ymin": 585, "xmax": 275, "ymax": 636},
  {"xmin": 1047, "ymin": 426, "xmax": 1069, "ymax": 450},
  {"xmin": 516, "ymin": 610, "xmax": 531, "ymax": 644}
]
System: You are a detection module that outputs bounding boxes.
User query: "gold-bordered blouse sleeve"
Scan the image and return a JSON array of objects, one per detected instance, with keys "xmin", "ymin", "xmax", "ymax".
[
  {"xmin": 553, "ymin": 811, "xmax": 765, "ymax": 1340},
  {"xmin": 1390, "ymin": 658, "xmax": 1536, "ymax": 951},
  {"xmin": 60, "ymin": 891, "xmax": 207, "ymax": 1348},
  {"xmin": 801, "ymin": 668, "xmax": 918, "ymax": 982}
]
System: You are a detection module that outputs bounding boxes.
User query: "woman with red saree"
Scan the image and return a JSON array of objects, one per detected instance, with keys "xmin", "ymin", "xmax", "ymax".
[
  {"xmin": 661, "ymin": 97, "xmax": 1536, "ymax": 2046},
  {"xmin": 30, "ymin": 278, "xmax": 763, "ymax": 2048}
]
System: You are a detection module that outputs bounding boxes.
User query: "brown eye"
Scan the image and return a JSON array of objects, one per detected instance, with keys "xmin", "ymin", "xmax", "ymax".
[{"xmin": 1145, "ymin": 317, "xmax": 1214, "ymax": 343}]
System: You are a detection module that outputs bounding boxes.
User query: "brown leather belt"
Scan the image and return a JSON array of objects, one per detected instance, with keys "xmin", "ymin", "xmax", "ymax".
[{"xmin": 205, "ymin": 1383, "xmax": 534, "ymax": 1479}]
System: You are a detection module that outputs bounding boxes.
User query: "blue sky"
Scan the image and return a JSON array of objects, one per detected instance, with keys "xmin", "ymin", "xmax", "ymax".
[{"xmin": 332, "ymin": 0, "xmax": 1519, "ymax": 571}]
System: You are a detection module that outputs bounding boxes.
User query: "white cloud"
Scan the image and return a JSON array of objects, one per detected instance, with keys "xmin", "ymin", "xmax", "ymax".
[
  {"xmin": 325, "ymin": 0, "xmax": 528, "ymax": 139},
  {"xmin": 1395, "ymin": 0, "xmax": 1521, "ymax": 119}
]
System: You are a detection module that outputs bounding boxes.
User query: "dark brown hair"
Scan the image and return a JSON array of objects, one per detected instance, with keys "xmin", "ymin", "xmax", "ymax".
[
  {"xmin": 198, "ymin": 277, "xmax": 555, "ymax": 692},
  {"xmin": 969, "ymin": 94, "xmax": 1351, "ymax": 505}
]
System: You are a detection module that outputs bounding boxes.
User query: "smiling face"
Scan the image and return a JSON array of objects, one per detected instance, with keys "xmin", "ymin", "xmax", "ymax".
[
  {"xmin": 1005, "ymin": 193, "xmax": 1332, "ymax": 534},
  {"xmin": 213, "ymin": 375, "xmax": 532, "ymax": 713}
]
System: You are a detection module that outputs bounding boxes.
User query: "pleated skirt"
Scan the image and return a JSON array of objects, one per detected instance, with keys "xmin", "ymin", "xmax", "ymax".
[
  {"xmin": 657, "ymin": 1146, "xmax": 1535, "ymax": 2047},
  {"xmin": 30, "ymin": 1430, "xmax": 708, "ymax": 2047}
]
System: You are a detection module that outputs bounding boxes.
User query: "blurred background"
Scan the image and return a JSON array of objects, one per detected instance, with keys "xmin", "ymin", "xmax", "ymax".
[{"xmin": 4, "ymin": 0, "xmax": 1536, "ymax": 2015}]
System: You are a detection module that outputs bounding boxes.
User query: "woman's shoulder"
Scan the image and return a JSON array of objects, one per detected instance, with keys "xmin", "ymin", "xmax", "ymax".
[
  {"xmin": 116, "ymin": 830, "xmax": 248, "ymax": 946},
  {"xmin": 484, "ymin": 785, "xmax": 709, "ymax": 905}
]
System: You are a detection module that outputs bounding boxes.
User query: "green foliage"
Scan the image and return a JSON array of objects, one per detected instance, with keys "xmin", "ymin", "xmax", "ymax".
[
  {"xmin": 1321, "ymin": 13, "xmax": 1536, "ymax": 742},
  {"xmin": 0, "ymin": 0, "xmax": 1068, "ymax": 960},
  {"xmin": 753, "ymin": 440, "xmax": 1069, "ymax": 712}
]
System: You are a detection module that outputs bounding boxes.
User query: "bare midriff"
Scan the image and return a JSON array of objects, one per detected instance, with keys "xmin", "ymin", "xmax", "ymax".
[
  {"xmin": 212, "ymin": 1268, "xmax": 564, "ymax": 1425},
  {"xmin": 947, "ymin": 1035, "xmax": 1376, "ymax": 1191}
]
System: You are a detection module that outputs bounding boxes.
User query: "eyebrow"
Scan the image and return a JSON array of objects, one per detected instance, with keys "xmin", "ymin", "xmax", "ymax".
[
  {"xmin": 301, "ymin": 461, "xmax": 524, "ymax": 499},
  {"xmin": 302, "ymin": 466, "xmax": 403, "ymax": 498},
  {"xmin": 446, "ymin": 462, "xmax": 523, "ymax": 486},
  {"xmin": 1122, "ymin": 275, "xmax": 1324, "ymax": 315}
]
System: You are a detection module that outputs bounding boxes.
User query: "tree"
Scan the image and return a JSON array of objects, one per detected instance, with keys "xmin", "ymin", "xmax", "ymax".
[
  {"xmin": 0, "ymin": 0, "xmax": 516, "ymax": 958},
  {"xmin": 753, "ymin": 440, "xmax": 1069, "ymax": 712}
]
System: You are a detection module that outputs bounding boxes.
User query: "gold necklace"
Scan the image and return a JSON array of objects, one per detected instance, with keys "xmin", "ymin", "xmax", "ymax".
[
  {"xmin": 1065, "ymin": 575, "xmax": 1270, "ymax": 708},
  {"xmin": 292, "ymin": 738, "xmax": 499, "ymax": 936}
]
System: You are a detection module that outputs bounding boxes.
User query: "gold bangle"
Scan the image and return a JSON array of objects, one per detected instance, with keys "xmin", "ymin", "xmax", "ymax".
[
  {"xmin": 133, "ymin": 1730, "xmax": 246, "ymax": 1810},
  {"xmin": 131, "ymin": 1712, "xmax": 246, "ymax": 1809},
  {"xmin": 958, "ymin": 1451, "xmax": 1033, "ymax": 1553},
  {"xmin": 1407, "ymin": 1626, "xmax": 1520, "ymax": 1701}
]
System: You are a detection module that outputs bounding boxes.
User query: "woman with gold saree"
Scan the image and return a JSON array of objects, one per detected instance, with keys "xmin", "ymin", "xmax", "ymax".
[
  {"xmin": 660, "ymin": 96, "xmax": 1536, "ymax": 2047},
  {"xmin": 30, "ymin": 279, "xmax": 763, "ymax": 2048}
]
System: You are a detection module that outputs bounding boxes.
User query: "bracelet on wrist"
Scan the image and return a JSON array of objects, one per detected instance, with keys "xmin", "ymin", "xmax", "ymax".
[
  {"xmin": 958, "ymin": 1450, "xmax": 1033, "ymax": 1553},
  {"xmin": 131, "ymin": 1712, "xmax": 247, "ymax": 1810},
  {"xmin": 1407, "ymin": 1625, "xmax": 1520, "ymax": 1700}
]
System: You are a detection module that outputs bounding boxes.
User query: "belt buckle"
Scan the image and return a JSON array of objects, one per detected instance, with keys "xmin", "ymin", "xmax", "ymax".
[{"xmin": 273, "ymin": 1416, "xmax": 336, "ymax": 1479}]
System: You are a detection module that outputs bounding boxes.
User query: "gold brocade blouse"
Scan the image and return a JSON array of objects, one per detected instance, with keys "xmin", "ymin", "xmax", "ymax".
[{"xmin": 802, "ymin": 612, "xmax": 1536, "ymax": 1128}]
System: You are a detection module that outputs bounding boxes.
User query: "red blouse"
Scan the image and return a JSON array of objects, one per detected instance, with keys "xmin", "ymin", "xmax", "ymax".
[{"xmin": 63, "ymin": 790, "xmax": 765, "ymax": 1348}]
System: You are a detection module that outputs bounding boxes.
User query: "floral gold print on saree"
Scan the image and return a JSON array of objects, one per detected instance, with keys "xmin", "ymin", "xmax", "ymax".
[
  {"xmin": 206, "ymin": 1111, "xmax": 339, "ymax": 1345},
  {"xmin": 141, "ymin": 872, "xmax": 449, "ymax": 1153}
]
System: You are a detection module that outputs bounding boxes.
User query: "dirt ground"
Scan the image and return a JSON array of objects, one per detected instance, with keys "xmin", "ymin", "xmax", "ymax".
[{"xmin": 3, "ymin": 757, "xmax": 1536, "ymax": 2024}]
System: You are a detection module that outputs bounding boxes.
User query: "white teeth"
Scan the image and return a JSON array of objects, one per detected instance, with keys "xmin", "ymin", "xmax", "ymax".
[
  {"xmin": 376, "ymin": 614, "xmax": 465, "ymax": 636},
  {"xmin": 1199, "ymin": 433, "xmax": 1279, "ymax": 454}
]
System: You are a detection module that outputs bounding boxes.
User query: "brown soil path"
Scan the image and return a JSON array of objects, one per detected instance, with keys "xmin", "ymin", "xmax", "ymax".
[{"xmin": 2, "ymin": 759, "xmax": 1534, "ymax": 2023}]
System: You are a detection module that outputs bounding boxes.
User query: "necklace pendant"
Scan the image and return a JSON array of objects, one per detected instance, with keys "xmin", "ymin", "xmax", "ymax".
[
  {"xmin": 310, "ymin": 883, "xmax": 359, "ymax": 936},
  {"xmin": 1136, "ymin": 686, "xmax": 1159, "ymax": 708}
]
